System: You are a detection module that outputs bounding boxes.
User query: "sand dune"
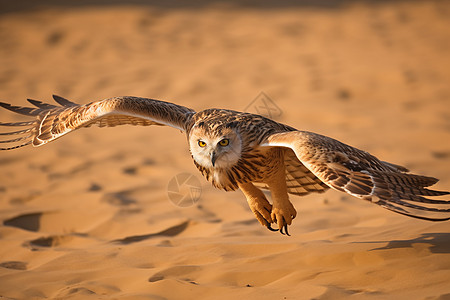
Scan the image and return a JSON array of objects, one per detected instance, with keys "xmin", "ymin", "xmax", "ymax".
[{"xmin": 0, "ymin": 1, "xmax": 449, "ymax": 299}]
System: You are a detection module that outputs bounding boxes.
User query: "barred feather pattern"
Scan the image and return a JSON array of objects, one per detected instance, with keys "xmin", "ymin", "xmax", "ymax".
[
  {"xmin": 266, "ymin": 131, "xmax": 450, "ymax": 221},
  {"xmin": 188, "ymin": 108, "xmax": 295, "ymax": 191},
  {"xmin": 194, "ymin": 146, "xmax": 285, "ymax": 191},
  {"xmin": 1, "ymin": 95, "xmax": 449, "ymax": 225},
  {"xmin": 0, "ymin": 95, "xmax": 194, "ymax": 149}
]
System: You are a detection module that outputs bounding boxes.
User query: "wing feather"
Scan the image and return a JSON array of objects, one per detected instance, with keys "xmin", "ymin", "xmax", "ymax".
[
  {"xmin": 264, "ymin": 131, "xmax": 450, "ymax": 221},
  {"xmin": 0, "ymin": 95, "xmax": 195, "ymax": 149},
  {"xmin": 254, "ymin": 148, "xmax": 329, "ymax": 196},
  {"xmin": 283, "ymin": 148, "xmax": 329, "ymax": 196},
  {"xmin": 52, "ymin": 95, "xmax": 78, "ymax": 107},
  {"xmin": 27, "ymin": 99, "xmax": 58, "ymax": 110}
]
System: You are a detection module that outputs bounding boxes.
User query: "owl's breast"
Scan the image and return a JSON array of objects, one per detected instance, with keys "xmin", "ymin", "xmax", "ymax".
[{"xmin": 192, "ymin": 147, "xmax": 284, "ymax": 191}]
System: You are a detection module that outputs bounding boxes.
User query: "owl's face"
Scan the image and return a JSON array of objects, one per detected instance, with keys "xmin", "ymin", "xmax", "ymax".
[{"xmin": 189, "ymin": 127, "xmax": 242, "ymax": 169}]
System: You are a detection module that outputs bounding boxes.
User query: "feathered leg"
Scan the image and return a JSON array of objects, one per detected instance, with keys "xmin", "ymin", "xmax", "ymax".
[
  {"xmin": 266, "ymin": 165, "xmax": 297, "ymax": 235},
  {"xmin": 238, "ymin": 182, "xmax": 277, "ymax": 232}
]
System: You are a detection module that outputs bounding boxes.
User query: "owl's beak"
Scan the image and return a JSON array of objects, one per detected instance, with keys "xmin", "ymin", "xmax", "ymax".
[{"xmin": 211, "ymin": 151, "xmax": 218, "ymax": 167}]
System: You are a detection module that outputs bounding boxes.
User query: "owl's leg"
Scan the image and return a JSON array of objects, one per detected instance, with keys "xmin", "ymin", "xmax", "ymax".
[
  {"xmin": 238, "ymin": 182, "xmax": 276, "ymax": 231},
  {"xmin": 267, "ymin": 168, "xmax": 297, "ymax": 235}
]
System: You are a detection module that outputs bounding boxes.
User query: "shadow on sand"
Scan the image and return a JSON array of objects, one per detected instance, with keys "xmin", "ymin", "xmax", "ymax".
[
  {"xmin": 111, "ymin": 220, "xmax": 190, "ymax": 245},
  {"xmin": 361, "ymin": 232, "xmax": 450, "ymax": 254}
]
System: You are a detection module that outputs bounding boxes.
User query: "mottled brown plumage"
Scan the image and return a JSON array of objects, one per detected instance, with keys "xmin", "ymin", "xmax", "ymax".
[{"xmin": 1, "ymin": 95, "xmax": 449, "ymax": 235}]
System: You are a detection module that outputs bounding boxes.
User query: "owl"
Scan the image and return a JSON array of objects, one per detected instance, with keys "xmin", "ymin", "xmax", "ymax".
[{"xmin": 1, "ymin": 95, "xmax": 449, "ymax": 235}]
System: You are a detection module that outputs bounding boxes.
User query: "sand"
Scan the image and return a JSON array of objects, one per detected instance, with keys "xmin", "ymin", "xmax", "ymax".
[{"xmin": 0, "ymin": 1, "xmax": 449, "ymax": 299}]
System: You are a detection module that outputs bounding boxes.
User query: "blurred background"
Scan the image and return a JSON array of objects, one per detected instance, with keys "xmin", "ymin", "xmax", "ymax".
[
  {"xmin": 1, "ymin": 2, "xmax": 449, "ymax": 128},
  {"xmin": 1, "ymin": 0, "xmax": 449, "ymax": 177},
  {"xmin": 1, "ymin": 0, "xmax": 449, "ymax": 207},
  {"xmin": 1, "ymin": 0, "xmax": 450, "ymax": 225},
  {"xmin": 0, "ymin": 1, "xmax": 449, "ymax": 299}
]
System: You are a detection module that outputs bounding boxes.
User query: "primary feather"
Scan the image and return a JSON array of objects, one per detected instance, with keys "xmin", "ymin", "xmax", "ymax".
[{"xmin": 1, "ymin": 95, "xmax": 449, "ymax": 233}]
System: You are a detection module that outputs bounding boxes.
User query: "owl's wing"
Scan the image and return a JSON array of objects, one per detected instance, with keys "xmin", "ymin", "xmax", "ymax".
[
  {"xmin": 0, "ymin": 95, "xmax": 195, "ymax": 150},
  {"xmin": 254, "ymin": 148, "xmax": 329, "ymax": 196},
  {"xmin": 263, "ymin": 130, "xmax": 450, "ymax": 221}
]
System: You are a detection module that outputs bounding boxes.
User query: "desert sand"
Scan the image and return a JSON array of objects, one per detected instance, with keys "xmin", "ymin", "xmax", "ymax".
[{"xmin": 0, "ymin": 1, "xmax": 449, "ymax": 299}]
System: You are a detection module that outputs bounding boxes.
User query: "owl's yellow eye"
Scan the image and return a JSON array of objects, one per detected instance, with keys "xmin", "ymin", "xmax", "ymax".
[
  {"xmin": 218, "ymin": 139, "xmax": 229, "ymax": 146},
  {"xmin": 198, "ymin": 140, "xmax": 207, "ymax": 147}
]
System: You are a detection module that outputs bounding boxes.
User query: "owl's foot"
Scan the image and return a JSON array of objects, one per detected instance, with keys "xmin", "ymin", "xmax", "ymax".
[
  {"xmin": 247, "ymin": 196, "xmax": 274, "ymax": 231},
  {"xmin": 238, "ymin": 182, "xmax": 278, "ymax": 233},
  {"xmin": 271, "ymin": 202, "xmax": 297, "ymax": 236}
]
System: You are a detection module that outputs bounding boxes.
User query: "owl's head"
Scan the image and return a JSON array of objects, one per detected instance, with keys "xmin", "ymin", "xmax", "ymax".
[{"xmin": 189, "ymin": 125, "xmax": 242, "ymax": 169}]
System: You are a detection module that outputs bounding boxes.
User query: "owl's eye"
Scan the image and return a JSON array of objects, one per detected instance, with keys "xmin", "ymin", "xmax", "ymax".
[
  {"xmin": 198, "ymin": 140, "xmax": 207, "ymax": 147},
  {"xmin": 218, "ymin": 139, "xmax": 229, "ymax": 146}
]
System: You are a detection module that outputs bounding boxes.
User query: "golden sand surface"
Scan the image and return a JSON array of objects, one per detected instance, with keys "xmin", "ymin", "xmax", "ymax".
[{"xmin": 0, "ymin": 1, "xmax": 449, "ymax": 299}]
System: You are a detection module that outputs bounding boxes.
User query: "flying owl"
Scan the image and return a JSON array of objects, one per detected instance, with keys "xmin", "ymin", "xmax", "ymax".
[{"xmin": 1, "ymin": 95, "xmax": 449, "ymax": 235}]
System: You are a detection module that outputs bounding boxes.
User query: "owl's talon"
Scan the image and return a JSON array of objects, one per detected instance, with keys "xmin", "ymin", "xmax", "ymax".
[
  {"xmin": 260, "ymin": 216, "xmax": 278, "ymax": 231},
  {"xmin": 266, "ymin": 223, "xmax": 279, "ymax": 232},
  {"xmin": 253, "ymin": 210, "xmax": 275, "ymax": 230},
  {"xmin": 271, "ymin": 203, "xmax": 296, "ymax": 236},
  {"xmin": 278, "ymin": 218, "xmax": 290, "ymax": 236},
  {"xmin": 280, "ymin": 222, "xmax": 290, "ymax": 236}
]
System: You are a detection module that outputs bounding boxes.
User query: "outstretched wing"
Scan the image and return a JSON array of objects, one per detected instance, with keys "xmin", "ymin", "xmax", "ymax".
[
  {"xmin": 282, "ymin": 149, "xmax": 329, "ymax": 196},
  {"xmin": 263, "ymin": 131, "xmax": 450, "ymax": 221},
  {"xmin": 0, "ymin": 95, "xmax": 195, "ymax": 150},
  {"xmin": 254, "ymin": 149, "xmax": 329, "ymax": 196}
]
